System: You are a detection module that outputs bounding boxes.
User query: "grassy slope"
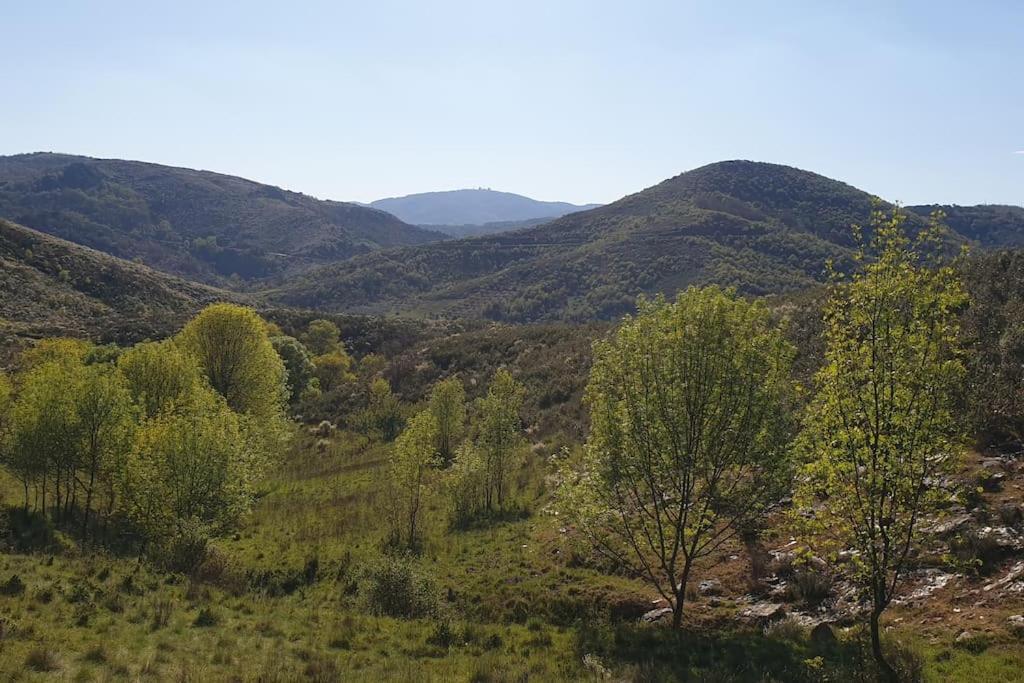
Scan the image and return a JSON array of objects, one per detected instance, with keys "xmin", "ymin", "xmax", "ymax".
[{"xmin": 2, "ymin": 429, "xmax": 1024, "ymax": 681}]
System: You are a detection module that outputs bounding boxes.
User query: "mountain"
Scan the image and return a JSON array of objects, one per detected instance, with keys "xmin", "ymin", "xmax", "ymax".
[
  {"xmin": 271, "ymin": 160, "xmax": 946, "ymax": 322},
  {"xmin": 0, "ymin": 218, "xmax": 232, "ymax": 343},
  {"xmin": 0, "ymin": 153, "xmax": 443, "ymax": 285},
  {"xmin": 908, "ymin": 204, "xmax": 1024, "ymax": 249},
  {"xmin": 369, "ymin": 188, "xmax": 600, "ymax": 226}
]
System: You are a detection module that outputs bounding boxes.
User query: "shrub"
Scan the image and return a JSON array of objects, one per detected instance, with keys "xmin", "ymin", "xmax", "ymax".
[
  {"xmin": 788, "ymin": 569, "xmax": 832, "ymax": 607},
  {"xmin": 193, "ymin": 607, "xmax": 219, "ymax": 627},
  {"xmin": 0, "ymin": 574, "xmax": 25, "ymax": 596},
  {"xmin": 25, "ymin": 646, "xmax": 61, "ymax": 672},
  {"xmin": 363, "ymin": 555, "xmax": 438, "ymax": 618}
]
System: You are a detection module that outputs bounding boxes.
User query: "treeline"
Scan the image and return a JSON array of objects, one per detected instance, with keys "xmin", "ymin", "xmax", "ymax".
[{"xmin": 0, "ymin": 304, "xmax": 290, "ymax": 561}]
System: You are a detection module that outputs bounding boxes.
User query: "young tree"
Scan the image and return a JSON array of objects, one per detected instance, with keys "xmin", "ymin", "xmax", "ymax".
[
  {"xmin": 561, "ymin": 287, "xmax": 794, "ymax": 629},
  {"xmin": 476, "ymin": 370, "xmax": 525, "ymax": 511},
  {"xmin": 428, "ymin": 377, "xmax": 466, "ymax": 466},
  {"xmin": 176, "ymin": 303, "xmax": 287, "ymax": 420},
  {"xmin": 270, "ymin": 335, "xmax": 319, "ymax": 406},
  {"xmin": 304, "ymin": 319, "xmax": 343, "ymax": 356},
  {"xmin": 314, "ymin": 350, "xmax": 355, "ymax": 394},
  {"xmin": 74, "ymin": 364, "xmax": 136, "ymax": 539},
  {"xmin": 119, "ymin": 388, "xmax": 255, "ymax": 538},
  {"xmin": 389, "ymin": 410, "xmax": 438, "ymax": 550},
  {"xmin": 794, "ymin": 210, "xmax": 965, "ymax": 680},
  {"xmin": 365, "ymin": 377, "xmax": 403, "ymax": 441},
  {"xmin": 448, "ymin": 441, "xmax": 487, "ymax": 528},
  {"xmin": 118, "ymin": 340, "xmax": 203, "ymax": 418}
]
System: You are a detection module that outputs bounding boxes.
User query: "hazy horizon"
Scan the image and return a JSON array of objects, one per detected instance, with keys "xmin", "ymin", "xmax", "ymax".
[{"xmin": 5, "ymin": 1, "xmax": 1023, "ymax": 206}]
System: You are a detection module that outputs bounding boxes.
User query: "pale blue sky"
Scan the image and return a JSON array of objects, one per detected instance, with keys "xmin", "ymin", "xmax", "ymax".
[{"xmin": 4, "ymin": 1, "xmax": 1022, "ymax": 206}]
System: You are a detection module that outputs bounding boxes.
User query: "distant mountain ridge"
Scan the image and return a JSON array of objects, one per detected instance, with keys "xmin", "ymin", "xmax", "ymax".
[
  {"xmin": 0, "ymin": 153, "xmax": 443, "ymax": 285},
  {"xmin": 370, "ymin": 188, "xmax": 600, "ymax": 226},
  {"xmin": 272, "ymin": 161, "xmax": 1024, "ymax": 322}
]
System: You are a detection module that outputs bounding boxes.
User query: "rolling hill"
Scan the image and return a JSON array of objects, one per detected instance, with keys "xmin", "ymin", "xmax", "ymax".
[
  {"xmin": 369, "ymin": 188, "xmax": 600, "ymax": 226},
  {"xmin": 908, "ymin": 204, "xmax": 1024, "ymax": 249},
  {"xmin": 270, "ymin": 161, "xmax": 967, "ymax": 322},
  {"xmin": 0, "ymin": 218, "xmax": 233, "ymax": 343},
  {"xmin": 0, "ymin": 153, "xmax": 443, "ymax": 285}
]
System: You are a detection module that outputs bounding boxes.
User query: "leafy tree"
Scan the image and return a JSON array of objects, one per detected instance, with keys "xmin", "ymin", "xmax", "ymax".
[
  {"xmin": 365, "ymin": 378, "xmax": 403, "ymax": 441},
  {"xmin": 561, "ymin": 287, "xmax": 794, "ymax": 629},
  {"xmin": 314, "ymin": 350, "xmax": 355, "ymax": 394},
  {"xmin": 73, "ymin": 364, "xmax": 136, "ymax": 538},
  {"xmin": 19, "ymin": 338, "xmax": 91, "ymax": 369},
  {"xmin": 428, "ymin": 377, "xmax": 466, "ymax": 466},
  {"xmin": 959, "ymin": 251, "xmax": 1024, "ymax": 445},
  {"xmin": 118, "ymin": 340, "xmax": 203, "ymax": 418},
  {"xmin": 476, "ymin": 369, "xmax": 525, "ymax": 511},
  {"xmin": 119, "ymin": 388, "xmax": 255, "ymax": 538},
  {"xmin": 271, "ymin": 335, "xmax": 319, "ymax": 406},
  {"xmin": 389, "ymin": 410, "xmax": 438, "ymax": 550},
  {"xmin": 176, "ymin": 303, "xmax": 287, "ymax": 420},
  {"xmin": 304, "ymin": 319, "xmax": 342, "ymax": 356},
  {"xmin": 448, "ymin": 441, "xmax": 487, "ymax": 528},
  {"xmin": 7, "ymin": 360, "xmax": 83, "ymax": 517},
  {"xmin": 794, "ymin": 210, "xmax": 965, "ymax": 680}
]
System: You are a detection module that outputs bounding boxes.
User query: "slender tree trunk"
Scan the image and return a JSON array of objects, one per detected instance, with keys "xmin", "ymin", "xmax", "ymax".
[
  {"xmin": 672, "ymin": 559, "xmax": 693, "ymax": 630},
  {"xmin": 870, "ymin": 607, "xmax": 897, "ymax": 683}
]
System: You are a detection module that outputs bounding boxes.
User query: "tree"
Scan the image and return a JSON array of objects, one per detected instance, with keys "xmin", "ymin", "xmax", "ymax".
[
  {"xmin": 304, "ymin": 319, "xmax": 342, "ymax": 356},
  {"xmin": 448, "ymin": 441, "xmax": 487, "ymax": 528},
  {"xmin": 389, "ymin": 410, "xmax": 438, "ymax": 550},
  {"xmin": 73, "ymin": 364, "xmax": 136, "ymax": 539},
  {"xmin": 794, "ymin": 209, "xmax": 965, "ymax": 680},
  {"xmin": 118, "ymin": 340, "xmax": 203, "ymax": 418},
  {"xmin": 7, "ymin": 360, "xmax": 83, "ymax": 518},
  {"xmin": 428, "ymin": 377, "xmax": 466, "ymax": 466},
  {"xmin": 561, "ymin": 287, "xmax": 794, "ymax": 629},
  {"xmin": 476, "ymin": 369, "xmax": 525, "ymax": 511},
  {"xmin": 119, "ymin": 388, "xmax": 255, "ymax": 538},
  {"xmin": 270, "ymin": 336, "xmax": 319, "ymax": 406},
  {"xmin": 365, "ymin": 378, "xmax": 403, "ymax": 441},
  {"xmin": 176, "ymin": 303, "xmax": 287, "ymax": 420},
  {"xmin": 314, "ymin": 350, "xmax": 354, "ymax": 394}
]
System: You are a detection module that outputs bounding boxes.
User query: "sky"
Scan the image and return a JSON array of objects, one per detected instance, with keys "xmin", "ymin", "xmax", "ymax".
[{"xmin": 3, "ymin": 1, "xmax": 1022, "ymax": 206}]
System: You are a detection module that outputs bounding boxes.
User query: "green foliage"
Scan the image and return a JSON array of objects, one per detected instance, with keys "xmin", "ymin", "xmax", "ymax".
[
  {"xmin": 389, "ymin": 411, "xmax": 438, "ymax": 550},
  {"xmin": 959, "ymin": 250, "xmax": 1024, "ymax": 445},
  {"xmin": 177, "ymin": 303, "xmax": 288, "ymax": 421},
  {"xmin": 270, "ymin": 335, "xmax": 319, "ymax": 406},
  {"xmin": 475, "ymin": 369, "xmax": 526, "ymax": 512},
  {"xmin": 563, "ymin": 286, "xmax": 794, "ymax": 627},
  {"xmin": 304, "ymin": 319, "xmax": 343, "ymax": 356},
  {"xmin": 117, "ymin": 339, "xmax": 203, "ymax": 418},
  {"xmin": 364, "ymin": 378, "xmax": 404, "ymax": 442},
  {"xmin": 428, "ymin": 377, "xmax": 466, "ymax": 465},
  {"xmin": 793, "ymin": 208, "xmax": 966, "ymax": 678},
  {"xmin": 448, "ymin": 441, "xmax": 488, "ymax": 528}
]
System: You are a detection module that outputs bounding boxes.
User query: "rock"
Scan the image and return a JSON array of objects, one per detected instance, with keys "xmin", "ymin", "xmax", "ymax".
[
  {"xmin": 808, "ymin": 556, "xmax": 828, "ymax": 572},
  {"xmin": 810, "ymin": 622, "xmax": 837, "ymax": 646},
  {"xmin": 999, "ymin": 504, "xmax": 1024, "ymax": 528},
  {"xmin": 981, "ymin": 471, "xmax": 1007, "ymax": 492},
  {"xmin": 927, "ymin": 514, "xmax": 973, "ymax": 537},
  {"xmin": 698, "ymin": 579, "xmax": 723, "ymax": 596},
  {"xmin": 1007, "ymin": 615, "xmax": 1024, "ymax": 633},
  {"xmin": 976, "ymin": 526, "xmax": 1024, "ymax": 551},
  {"xmin": 741, "ymin": 602, "xmax": 786, "ymax": 625},
  {"xmin": 836, "ymin": 549, "xmax": 858, "ymax": 564},
  {"xmin": 640, "ymin": 607, "xmax": 674, "ymax": 624},
  {"xmin": 983, "ymin": 561, "xmax": 1024, "ymax": 592}
]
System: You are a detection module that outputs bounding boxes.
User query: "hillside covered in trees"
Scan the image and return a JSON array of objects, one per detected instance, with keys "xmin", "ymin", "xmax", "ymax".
[
  {"xmin": 0, "ymin": 154, "xmax": 443, "ymax": 285},
  {"xmin": 270, "ymin": 161, "xmax": 1022, "ymax": 322}
]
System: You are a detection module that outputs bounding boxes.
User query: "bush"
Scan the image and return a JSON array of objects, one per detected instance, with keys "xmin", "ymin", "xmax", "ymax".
[
  {"xmin": 363, "ymin": 555, "xmax": 438, "ymax": 618},
  {"xmin": 154, "ymin": 523, "xmax": 210, "ymax": 574},
  {"xmin": 25, "ymin": 646, "xmax": 61, "ymax": 672},
  {"xmin": 788, "ymin": 569, "xmax": 832, "ymax": 607}
]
